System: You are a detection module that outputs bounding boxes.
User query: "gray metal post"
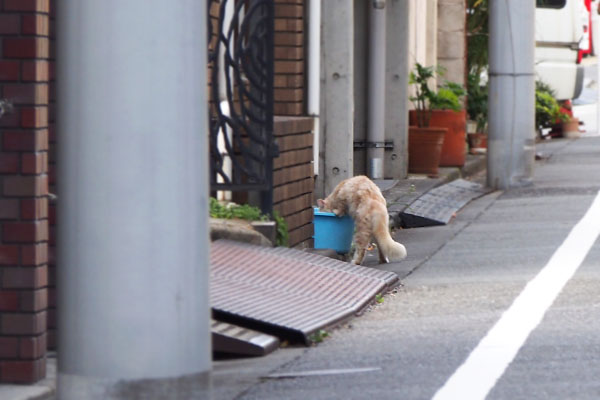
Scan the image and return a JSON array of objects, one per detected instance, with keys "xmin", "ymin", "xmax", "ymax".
[
  {"xmin": 385, "ymin": 0, "xmax": 410, "ymax": 179},
  {"xmin": 56, "ymin": 1, "xmax": 211, "ymax": 398},
  {"xmin": 317, "ymin": 0, "xmax": 354, "ymax": 197},
  {"xmin": 487, "ymin": 0, "xmax": 536, "ymax": 189},
  {"xmin": 367, "ymin": 0, "xmax": 387, "ymax": 179}
]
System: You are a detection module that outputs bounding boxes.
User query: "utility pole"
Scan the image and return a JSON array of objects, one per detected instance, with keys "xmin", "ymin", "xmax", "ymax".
[
  {"xmin": 487, "ymin": 0, "xmax": 536, "ymax": 189},
  {"xmin": 56, "ymin": 1, "xmax": 211, "ymax": 398},
  {"xmin": 318, "ymin": 0, "xmax": 354, "ymax": 196}
]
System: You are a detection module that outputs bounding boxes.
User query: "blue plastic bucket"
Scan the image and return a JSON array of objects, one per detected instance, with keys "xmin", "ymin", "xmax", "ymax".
[{"xmin": 313, "ymin": 207, "xmax": 355, "ymax": 253}]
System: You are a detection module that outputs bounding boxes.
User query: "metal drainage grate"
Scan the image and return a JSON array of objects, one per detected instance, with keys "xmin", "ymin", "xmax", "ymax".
[
  {"xmin": 210, "ymin": 240, "xmax": 398, "ymax": 343},
  {"xmin": 212, "ymin": 319, "xmax": 279, "ymax": 357},
  {"xmin": 400, "ymin": 179, "xmax": 492, "ymax": 227}
]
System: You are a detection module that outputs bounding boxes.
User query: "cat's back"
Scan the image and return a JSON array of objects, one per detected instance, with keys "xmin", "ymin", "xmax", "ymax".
[{"xmin": 342, "ymin": 175, "xmax": 385, "ymax": 207}]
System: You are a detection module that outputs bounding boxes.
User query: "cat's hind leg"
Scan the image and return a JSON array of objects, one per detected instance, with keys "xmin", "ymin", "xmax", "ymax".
[
  {"xmin": 351, "ymin": 218, "xmax": 371, "ymax": 265},
  {"xmin": 377, "ymin": 244, "xmax": 388, "ymax": 264}
]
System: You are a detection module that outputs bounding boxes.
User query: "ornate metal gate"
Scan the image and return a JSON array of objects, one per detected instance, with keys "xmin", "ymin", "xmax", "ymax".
[{"xmin": 207, "ymin": 0, "xmax": 277, "ymax": 214}]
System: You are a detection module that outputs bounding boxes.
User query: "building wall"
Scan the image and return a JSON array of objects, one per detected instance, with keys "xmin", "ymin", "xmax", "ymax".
[
  {"xmin": 407, "ymin": 0, "xmax": 467, "ymax": 102},
  {"xmin": 408, "ymin": 0, "xmax": 438, "ymax": 79},
  {"xmin": 0, "ymin": 0, "xmax": 51, "ymax": 383},
  {"xmin": 437, "ymin": 0, "xmax": 467, "ymax": 86}
]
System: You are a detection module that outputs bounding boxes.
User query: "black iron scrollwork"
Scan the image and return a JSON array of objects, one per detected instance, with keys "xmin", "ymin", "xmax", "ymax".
[{"xmin": 207, "ymin": 0, "xmax": 276, "ymax": 214}]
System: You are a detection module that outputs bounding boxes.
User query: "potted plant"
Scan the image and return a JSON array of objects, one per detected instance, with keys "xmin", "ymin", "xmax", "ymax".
[
  {"xmin": 407, "ymin": 63, "xmax": 448, "ymax": 176},
  {"xmin": 409, "ymin": 63, "xmax": 467, "ymax": 168},
  {"xmin": 535, "ymin": 82, "xmax": 559, "ymax": 137},
  {"xmin": 534, "ymin": 81, "xmax": 579, "ymax": 139},
  {"xmin": 553, "ymin": 107, "xmax": 580, "ymax": 139},
  {"xmin": 466, "ymin": 72, "xmax": 488, "ymax": 154},
  {"xmin": 465, "ymin": 0, "xmax": 489, "ymax": 154}
]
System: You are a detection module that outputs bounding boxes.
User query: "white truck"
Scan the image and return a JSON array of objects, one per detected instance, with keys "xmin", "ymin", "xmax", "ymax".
[{"xmin": 535, "ymin": 0, "xmax": 585, "ymax": 100}]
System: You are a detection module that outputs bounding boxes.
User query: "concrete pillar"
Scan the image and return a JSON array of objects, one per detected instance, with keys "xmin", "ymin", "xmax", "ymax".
[
  {"xmin": 487, "ymin": 0, "xmax": 535, "ymax": 189},
  {"xmin": 317, "ymin": 0, "xmax": 354, "ymax": 197},
  {"xmin": 56, "ymin": 1, "xmax": 211, "ymax": 398},
  {"xmin": 385, "ymin": 0, "xmax": 410, "ymax": 179}
]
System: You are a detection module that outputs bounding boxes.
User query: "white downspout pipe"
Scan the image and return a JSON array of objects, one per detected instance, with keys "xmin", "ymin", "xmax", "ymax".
[
  {"xmin": 367, "ymin": 0, "xmax": 386, "ymax": 179},
  {"xmin": 308, "ymin": 0, "xmax": 321, "ymax": 176}
]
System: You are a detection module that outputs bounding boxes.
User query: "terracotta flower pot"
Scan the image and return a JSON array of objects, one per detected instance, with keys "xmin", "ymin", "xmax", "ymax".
[
  {"xmin": 410, "ymin": 109, "xmax": 466, "ymax": 167},
  {"xmin": 562, "ymin": 118, "xmax": 580, "ymax": 139},
  {"xmin": 408, "ymin": 126, "xmax": 447, "ymax": 176},
  {"xmin": 467, "ymin": 132, "xmax": 487, "ymax": 154}
]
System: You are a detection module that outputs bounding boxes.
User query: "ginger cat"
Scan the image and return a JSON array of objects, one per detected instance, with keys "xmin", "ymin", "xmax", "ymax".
[{"xmin": 317, "ymin": 175, "xmax": 407, "ymax": 265}]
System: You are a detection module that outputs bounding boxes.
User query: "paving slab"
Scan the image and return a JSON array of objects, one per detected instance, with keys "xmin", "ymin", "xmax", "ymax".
[
  {"xmin": 380, "ymin": 154, "xmax": 487, "ymax": 228},
  {"xmin": 399, "ymin": 179, "xmax": 493, "ymax": 227}
]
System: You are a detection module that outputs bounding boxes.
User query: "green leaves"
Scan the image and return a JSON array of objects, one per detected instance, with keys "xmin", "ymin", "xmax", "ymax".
[
  {"xmin": 535, "ymin": 81, "xmax": 568, "ymax": 128},
  {"xmin": 309, "ymin": 329, "xmax": 329, "ymax": 343},
  {"xmin": 209, "ymin": 197, "xmax": 265, "ymax": 221},
  {"xmin": 467, "ymin": 0, "xmax": 488, "ymax": 77},
  {"xmin": 467, "ymin": 72, "xmax": 488, "ymax": 132},
  {"xmin": 410, "ymin": 63, "xmax": 466, "ymax": 127},
  {"xmin": 272, "ymin": 211, "xmax": 289, "ymax": 247},
  {"xmin": 429, "ymin": 85, "xmax": 465, "ymax": 112}
]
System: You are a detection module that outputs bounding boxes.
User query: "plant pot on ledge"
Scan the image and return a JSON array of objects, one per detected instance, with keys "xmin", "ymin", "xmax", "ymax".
[
  {"xmin": 410, "ymin": 109, "xmax": 467, "ymax": 166},
  {"xmin": 467, "ymin": 132, "xmax": 487, "ymax": 154},
  {"xmin": 561, "ymin": 117, "xmax": 580, "ymax": 139},
  {"xmin": 408, "ymin": 126, "xmax": 447, "ymax": 175},
  {"xmin": 408, "ymin": 63, "xmax": 463, "ymax": 176}
]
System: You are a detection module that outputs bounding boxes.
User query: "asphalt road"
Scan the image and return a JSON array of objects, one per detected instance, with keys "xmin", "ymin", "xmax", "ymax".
[{"xmin": 214, "ymin": 134, "xmax": 600, "ymax": 399}]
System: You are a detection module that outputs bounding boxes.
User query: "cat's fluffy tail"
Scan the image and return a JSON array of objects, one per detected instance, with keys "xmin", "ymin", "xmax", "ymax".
[
  {"xmin": 378, "ymin": 236, "xmax": 407, "ymax": 263},
  {"xmin": 373, "ymin": 213, "xmax": 407, "ymax": 263}
]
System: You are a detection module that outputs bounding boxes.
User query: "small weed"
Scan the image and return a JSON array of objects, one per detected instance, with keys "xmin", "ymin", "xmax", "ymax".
[
  {"xmin": 309, "ymin": 329, "xmax": 329, "ymax": 343},
  {"xmin": 272, "ymin": 211, "xmax": 289, "ymax": 247},
  {"xmin": 209, "ymin": 197, "xmax": 265, "ymax": 221},
  {"xmin": 375, "ymin": 293, "xmax": 384, "ymax": 304}
]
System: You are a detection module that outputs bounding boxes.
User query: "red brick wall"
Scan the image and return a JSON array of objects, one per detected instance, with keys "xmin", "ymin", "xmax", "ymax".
[
  {"xmin": 47, "ymin": 0, "xmax": 56, "ymax": 351},
  {"xmin": 0, "ymin": 0, "xmax": 50, "ymax": 383},
  {"xmin": 274, "ymin": 0, "xmax": 305, "ymax": 116},
  {"xmin": 273, "ymin": 116, "xmax": 314, "ymax": 248},
  {"xmin": 273, "ymin": 0, "xmax": 312, "ymax": 246}
]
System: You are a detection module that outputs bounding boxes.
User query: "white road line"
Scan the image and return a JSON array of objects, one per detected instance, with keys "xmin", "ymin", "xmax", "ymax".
[{"xmin": 432, "ymin": 190, "xmax": 600, "ymax": 400}]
